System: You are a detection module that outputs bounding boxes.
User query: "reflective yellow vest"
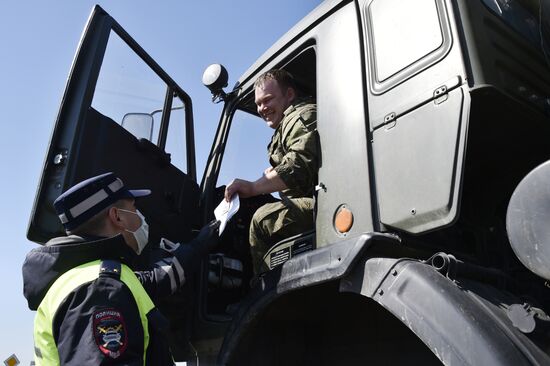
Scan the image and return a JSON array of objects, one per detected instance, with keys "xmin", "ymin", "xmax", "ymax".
[{"xmin": 33, "ymin": 260, "xmax": 154, "ymax": 366}]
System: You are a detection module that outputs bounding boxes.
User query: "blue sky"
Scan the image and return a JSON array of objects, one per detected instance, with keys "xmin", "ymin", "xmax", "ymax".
[{"xmin": 0, "ymin": 1, "xmax": 319, "ymax": 362}]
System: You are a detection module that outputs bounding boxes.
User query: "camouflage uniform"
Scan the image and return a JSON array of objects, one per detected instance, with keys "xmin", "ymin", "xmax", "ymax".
[{"xmin": 250, "ymin": 99, "xmax": 319, "ymax": 274}]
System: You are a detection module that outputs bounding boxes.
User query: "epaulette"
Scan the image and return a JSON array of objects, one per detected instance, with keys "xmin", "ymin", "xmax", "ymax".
[{"xmin": 99, "ymin": 259, "xmax": 122, "ymax": 279}]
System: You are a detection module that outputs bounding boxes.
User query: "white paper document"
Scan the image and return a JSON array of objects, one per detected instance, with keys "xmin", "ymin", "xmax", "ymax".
[{"xmin": 214, "ymin": 195, "xmax": 240, "ymax": 235}]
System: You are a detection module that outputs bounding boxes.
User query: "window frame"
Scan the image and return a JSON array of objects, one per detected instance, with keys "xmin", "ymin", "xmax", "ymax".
[{"xmin": 365, "ymin": 0, "xmax": 453, "ymax": 94}]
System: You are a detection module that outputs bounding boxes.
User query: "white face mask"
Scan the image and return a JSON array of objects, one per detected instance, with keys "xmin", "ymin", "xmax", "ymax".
[{"xmin": 119, "ymin": 209, "xmax": 149, "ymax": 255}]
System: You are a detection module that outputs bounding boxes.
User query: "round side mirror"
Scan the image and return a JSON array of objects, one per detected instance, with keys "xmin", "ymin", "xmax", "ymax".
[
  {"xmin": 202, "ymin": 64, "xmax": 228, "ymax": 98},
  {"xmin": 507, "ymin": 160, "xmax": 550, "ymax": 281}
]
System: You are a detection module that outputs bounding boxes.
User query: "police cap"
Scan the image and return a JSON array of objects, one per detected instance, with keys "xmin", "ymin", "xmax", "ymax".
[{"xmin": 53, "ymin": 172, "xmax": 150, "ymax": 231}]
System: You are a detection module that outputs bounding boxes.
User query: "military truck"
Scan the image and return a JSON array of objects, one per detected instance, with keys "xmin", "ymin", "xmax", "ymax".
[{"xmin": 28, "ymin": 0, "xmax": 550, "ymax": 364}]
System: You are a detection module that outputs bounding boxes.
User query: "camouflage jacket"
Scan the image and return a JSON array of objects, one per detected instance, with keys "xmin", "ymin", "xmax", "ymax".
[{"xmin": 269, "ymin": 99, "xmax": 319, "ymax": 199}]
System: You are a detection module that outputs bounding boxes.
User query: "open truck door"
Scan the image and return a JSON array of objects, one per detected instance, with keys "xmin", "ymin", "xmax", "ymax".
[{"xmin": 27, "ymin": 5, "xmax": 201, "ymax": 361}]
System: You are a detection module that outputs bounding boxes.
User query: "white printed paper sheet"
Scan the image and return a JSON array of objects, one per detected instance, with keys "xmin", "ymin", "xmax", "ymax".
[{"xmin": 214, "ymin": 195, "xmax": 240, "ymax": 235}]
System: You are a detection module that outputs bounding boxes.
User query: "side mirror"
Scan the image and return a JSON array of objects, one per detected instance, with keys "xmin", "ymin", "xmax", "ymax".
[
  {"xmin": 202, "ymin": 63, "xmax": 229, "ymax": 103},
  {"xmin": 122, "ymin": 113, "xmax": 154, "ymax": 141}
]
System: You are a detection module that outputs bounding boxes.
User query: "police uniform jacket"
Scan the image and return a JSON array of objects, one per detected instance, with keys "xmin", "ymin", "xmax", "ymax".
[{"xmin": 22, "ymin": 234, "xmax": 202, "ymax": 365}]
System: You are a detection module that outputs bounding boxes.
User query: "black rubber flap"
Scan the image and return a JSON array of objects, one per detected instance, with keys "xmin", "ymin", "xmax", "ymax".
[{"xmin": 507, "ymin": 160, "xmax": 550, "ymax": 281}]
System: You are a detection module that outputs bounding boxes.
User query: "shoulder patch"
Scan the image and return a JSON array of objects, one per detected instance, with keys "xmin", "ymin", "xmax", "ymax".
[{"xmin": 93, "ymin": 308, "xmax": 128, "ymax": 359}]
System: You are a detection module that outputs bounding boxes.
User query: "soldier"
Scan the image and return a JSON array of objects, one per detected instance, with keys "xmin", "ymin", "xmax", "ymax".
[
  {"xmin": 23, "ymin": 172, "xmax": 219, "ymax": 365},
  {"xmin": 225, "ymin": 69, "xmax": 319, "ymax": 275}
]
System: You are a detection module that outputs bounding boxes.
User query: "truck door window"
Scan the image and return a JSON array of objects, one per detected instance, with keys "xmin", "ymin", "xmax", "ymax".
[
  {"xmin": 366, "ymin": 0, "xmax": 452, "ymax": 92},
  {"xmin": 91, "ymin": 30, "xmax": 187, "ymax": 173},
  {"xmin": 217, "ymin": 110, "xmax": 273, "ymax": 188}
]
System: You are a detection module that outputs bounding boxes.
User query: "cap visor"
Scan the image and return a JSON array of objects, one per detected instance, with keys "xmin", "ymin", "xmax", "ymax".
[{"xmin": 129, "ymin": 189, "xmax": 151, "ymax": 198}]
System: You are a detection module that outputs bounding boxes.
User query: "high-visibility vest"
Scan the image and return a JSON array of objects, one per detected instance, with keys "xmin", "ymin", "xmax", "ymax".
[{"xmin": 33, "ymin": 260, "xmax": 155, "ymax": 366}]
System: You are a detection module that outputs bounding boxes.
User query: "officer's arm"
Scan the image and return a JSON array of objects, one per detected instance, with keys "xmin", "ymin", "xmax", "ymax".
[
  {"xmin": 134, "ymin": 221, "xmax": 220, "ymax": 299},
  {"xmin": 134, "ymin": 253, "xmax": 184, "ymax": 300}
]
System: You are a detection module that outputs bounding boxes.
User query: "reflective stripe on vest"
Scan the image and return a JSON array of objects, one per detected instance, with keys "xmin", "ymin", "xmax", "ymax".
[{"xmin": 34, "ymin": 260, "xmax": 155, "ymax": 366}]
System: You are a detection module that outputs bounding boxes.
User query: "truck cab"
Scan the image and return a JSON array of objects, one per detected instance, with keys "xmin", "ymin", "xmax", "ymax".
[{"xmin": 29, "ymin": 1, "xmax": 550, "ymax": 365}]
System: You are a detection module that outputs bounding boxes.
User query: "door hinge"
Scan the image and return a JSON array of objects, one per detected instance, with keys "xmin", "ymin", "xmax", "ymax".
[
  {"xmin": 433, "ymin": 85, "xmax": 448, "ymax": 104},
  {"xmin": 383, "ymin": 112, "xmax": 397, "ymax": 129},
  {"xmin": 53, "ymin": 150, "xmax": 68, "ymax": 166}
]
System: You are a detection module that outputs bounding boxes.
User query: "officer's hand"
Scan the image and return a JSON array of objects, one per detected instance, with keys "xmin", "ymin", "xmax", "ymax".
[{"xmin": 195, "ymin": 220, "xmax": 221, "ymax": 251}]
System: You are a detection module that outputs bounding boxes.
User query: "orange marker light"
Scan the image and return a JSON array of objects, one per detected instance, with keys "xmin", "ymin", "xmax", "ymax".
[{"xmin": 335, "ymin": 206, "xmax": 353, "ymax": 233}]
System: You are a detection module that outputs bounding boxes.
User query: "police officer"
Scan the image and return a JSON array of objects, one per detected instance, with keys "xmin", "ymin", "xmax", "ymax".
[
  {"xmin": 225, "ymin": 69, "xmax": 319, "ymax": 275},
  {"xmin": 22, "ymin": 172, "xmax": 219, "ymax": 365}
]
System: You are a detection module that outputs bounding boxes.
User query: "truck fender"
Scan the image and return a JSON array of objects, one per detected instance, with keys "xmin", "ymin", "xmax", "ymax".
[
  {"xmin": 217, "ymin": 232, "xmax": 396, "ymax": 364},
  {"xmin": 340, "ymin": 257, "xmax": 550, "ymax": 365}
]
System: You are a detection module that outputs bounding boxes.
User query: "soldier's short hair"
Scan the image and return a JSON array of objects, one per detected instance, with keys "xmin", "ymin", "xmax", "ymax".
[{"xmin": 254, "ymin": 69, "xmax": 297, "ymax": 93}]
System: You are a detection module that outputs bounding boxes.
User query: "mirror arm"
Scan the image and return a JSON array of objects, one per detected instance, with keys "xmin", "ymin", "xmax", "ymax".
[{"xmin": 212, "ymin": 89, "xmax": 238, "ymax": 104}]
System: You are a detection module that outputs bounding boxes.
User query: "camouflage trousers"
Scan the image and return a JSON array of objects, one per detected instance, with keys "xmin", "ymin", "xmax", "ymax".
[{"xmin": 249, "ymin": 197, "xmax": 314, "ymax": 275}]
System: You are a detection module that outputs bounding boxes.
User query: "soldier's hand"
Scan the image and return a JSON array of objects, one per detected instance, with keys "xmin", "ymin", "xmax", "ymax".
[
  {"xmin": 195, "ymin": 220, "xmax": 221, "ymax": 251},
  {"xmin": 225, "ymin": 178, "xmax": 255, "ymax": 201}
]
